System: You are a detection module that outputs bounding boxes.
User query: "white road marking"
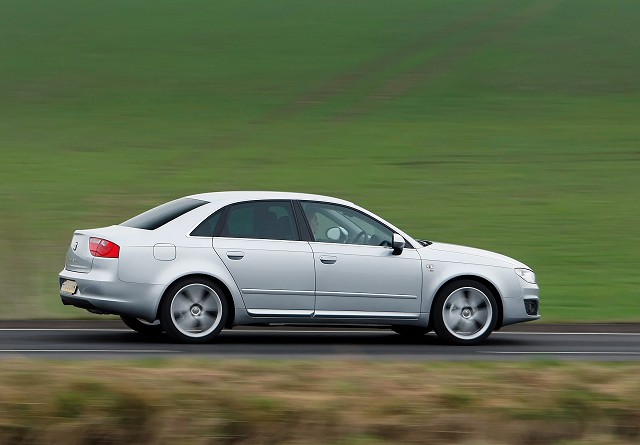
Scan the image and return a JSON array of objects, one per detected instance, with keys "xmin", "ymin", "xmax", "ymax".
[
  {"xmin": 0, "ymin": 328, "xmax": 130, "ymax": 332},
  {"xmin": 232, "ymin": 329, "xmax": 389, "ymax": 334},
  {"xmin": 494, "ymin": 332, "xmax": 640, "ymax": 336},
  {"xmin": 0, "ymin": 328, "xmax": 638, "ymax": 335},
  {"xmin": 0, "ymin": 349, "xmax": 179, "ymax": 353},
  {"xmin": 482, "ymin": 351, "xmax": 640, "ymax": 355},
  {"xmin": 233, "ymin": 329, "xmax": 640, "ymax": 335},
  {"xmin": 228, "ymin": 329, "xmax": 640, "ymax": 336},
  {"xmin": 0, "ymin": 328, "xmax": 391, "ymax": 334}
]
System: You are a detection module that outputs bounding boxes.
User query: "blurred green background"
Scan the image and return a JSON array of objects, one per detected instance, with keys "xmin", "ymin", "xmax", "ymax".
[{"xmin": 1, "ymin": 0, "xmax": 638, "ymax": 320}]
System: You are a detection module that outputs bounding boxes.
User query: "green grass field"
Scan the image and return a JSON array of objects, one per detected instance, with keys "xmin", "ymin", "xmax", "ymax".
[{"xmin": 1, "ymin": 0, "xmax": 639, "ymax": 320}]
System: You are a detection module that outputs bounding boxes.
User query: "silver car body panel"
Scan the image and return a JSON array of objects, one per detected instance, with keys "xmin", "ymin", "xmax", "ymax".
[
  {"xmin": 213, "ymin": 237, "xmax": 315, "ymax": 315},
  {"xmin": 60, "ymin": 191, "xmax": 540, "ymax": 328},
  {"xmin": 425, "ymin": 242, "xmax": 528, "ymax": 268},
  {"xmin": 310, "ymin": 241, "xmax": 422, "ymax": 317}
]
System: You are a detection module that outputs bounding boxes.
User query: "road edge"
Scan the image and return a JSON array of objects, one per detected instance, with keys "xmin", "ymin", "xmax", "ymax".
[{"xmin": 0, "ymin": 319, "xmax": 639, "ymax": 333}]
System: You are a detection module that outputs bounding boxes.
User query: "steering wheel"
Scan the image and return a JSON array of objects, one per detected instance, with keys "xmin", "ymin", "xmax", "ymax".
[{"xmin": 352, "ymin": 230, "xmax": 367, "ymax": 245}]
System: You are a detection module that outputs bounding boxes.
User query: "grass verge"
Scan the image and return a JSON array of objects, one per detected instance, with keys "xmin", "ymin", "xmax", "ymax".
[{"xmin": 1, "ymin": 359, "xmax": 639, "ymax": 444}]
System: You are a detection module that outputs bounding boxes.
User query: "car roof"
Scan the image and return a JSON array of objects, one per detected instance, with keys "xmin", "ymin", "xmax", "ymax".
[{"xmin": 186, "ymin": 191, "xmax": 355, "ymax": 206}]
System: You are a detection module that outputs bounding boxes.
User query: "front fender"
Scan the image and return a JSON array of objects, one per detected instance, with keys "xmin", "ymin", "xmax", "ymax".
[{"xmin": 420, "ymin": 259, "xmax": 521, "ymax": 317}]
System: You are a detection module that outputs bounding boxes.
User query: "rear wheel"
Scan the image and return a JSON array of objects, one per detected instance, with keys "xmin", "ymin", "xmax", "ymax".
[
  {"xmin": 433, "ymin": 280, "xmax": 497, "ymax": 345},
  {"xmin": 120, "ymin": 315, "xmax": 163, "ymax": 335},
  {"xmin": 160, "ymin": 278, "xmax": 228, "ymax": 343}
]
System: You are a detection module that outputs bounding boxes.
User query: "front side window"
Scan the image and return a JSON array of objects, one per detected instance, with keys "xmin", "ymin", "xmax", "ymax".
[
  {"xmin": 220, "ymin": 201, "xmax": 298, "ymax": 241},
  {"xmin": 301, "ymin": 201, "xmax": 393, "ymax": 246},
  {"xmin": 121, "ymin": 198, "xmax": 207, "ymax": 230}
]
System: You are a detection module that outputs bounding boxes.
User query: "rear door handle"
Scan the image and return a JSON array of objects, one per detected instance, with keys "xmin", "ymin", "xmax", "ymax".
[
  {"xmin": 226, "ymin": 251, "xmax": 245, "ymax": 260},
  {"xmin": 319, "ymin": 255, "xmax": 337, "ymax": 264}
]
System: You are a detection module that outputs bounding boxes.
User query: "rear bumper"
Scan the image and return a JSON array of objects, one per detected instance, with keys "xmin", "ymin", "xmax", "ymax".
[
  {"xmin": 61, "ymin": 294, "xmax": 102, "ymax": 312},
  {"xmin": 59, "ymin": 268, "xmax": 163, "ymax": 321}
]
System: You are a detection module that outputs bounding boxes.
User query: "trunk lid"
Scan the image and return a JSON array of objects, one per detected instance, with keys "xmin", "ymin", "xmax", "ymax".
[{"xmin": 64, "ymin": 231, "xmax": 94, "ymax": 273}]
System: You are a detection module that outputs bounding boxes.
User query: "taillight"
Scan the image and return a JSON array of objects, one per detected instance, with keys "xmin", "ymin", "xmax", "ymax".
[{"xmin": 89, "ymin": 237, "xmax": 120, "ymax": 258}]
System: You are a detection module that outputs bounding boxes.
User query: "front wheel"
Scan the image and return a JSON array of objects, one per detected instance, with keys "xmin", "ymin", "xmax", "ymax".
[
  {"xmin": 433, "ymin": 280, "xmax": 497, "ymax": 345},
  {"xmin": 160, "ymin": 278, "xmax": 228, "ymax": 343},
  {"xmin": 120, "ymin": 315, "xmax": 163, "ymax": 335}
]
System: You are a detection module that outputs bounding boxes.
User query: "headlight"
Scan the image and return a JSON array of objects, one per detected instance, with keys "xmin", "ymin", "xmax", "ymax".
[{"xmin": 515, "ymin": 268, "xmax": 536, "ymax": 284}]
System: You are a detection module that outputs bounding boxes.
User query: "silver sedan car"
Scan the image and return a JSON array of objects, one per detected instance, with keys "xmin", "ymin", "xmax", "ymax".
[{"xmin": 59, "ymin": 191, "xmax": 539, "ymax": 345}]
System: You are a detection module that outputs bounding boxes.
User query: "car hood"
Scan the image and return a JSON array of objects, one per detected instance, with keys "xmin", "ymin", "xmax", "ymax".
[{"xmin": 423, "ymin": 242, "xmax": 529, "ymax": 269}]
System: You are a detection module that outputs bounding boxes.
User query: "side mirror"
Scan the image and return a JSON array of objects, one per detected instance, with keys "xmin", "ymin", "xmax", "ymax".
[{"xmin": 392, "ymin": 233, "xmax": 405, "ymax": 255}]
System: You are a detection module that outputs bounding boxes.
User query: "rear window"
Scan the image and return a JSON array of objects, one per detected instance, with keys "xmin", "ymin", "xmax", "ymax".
[{"xmin": 121, "ymin": 198, "xmax": 207, "ymax": 230}]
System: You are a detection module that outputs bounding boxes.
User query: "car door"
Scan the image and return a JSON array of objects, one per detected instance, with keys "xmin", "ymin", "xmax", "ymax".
[
  {"xmin": 213, "ymin": 200, "xmax": 316, "ymax": 317},
  {"xmin": 300, "ymin": 201, "xmax": 423, "ymax": 319}
]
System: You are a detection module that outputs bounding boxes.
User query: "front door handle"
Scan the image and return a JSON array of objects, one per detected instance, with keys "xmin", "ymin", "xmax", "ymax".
[
  {"xmin": 319, "ymin": 255, "xmax": 337, "ymax": 264},
  {"xmin": 226, "ymin": 251, "xmax": 245, "ymax": 260}
]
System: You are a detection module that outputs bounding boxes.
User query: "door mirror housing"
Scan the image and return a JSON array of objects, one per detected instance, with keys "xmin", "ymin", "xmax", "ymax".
[{"xmin": 392, "ymin": 233, "xmax": 405, "ymax": 255}]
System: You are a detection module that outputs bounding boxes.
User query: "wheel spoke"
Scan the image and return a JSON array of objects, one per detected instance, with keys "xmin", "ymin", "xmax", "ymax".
[
  {"xmin": 173, "ymin": 300, "xmax": 191, "ymax": 318},
  {"xmin": 475, "ymin": 306, "xmax": 488, "ymax": 317},
  {"xmin": 445, "ymin": 293, "xmax": 463, "ymax": 310},
  {"xmin": 200, "ymin": 312, "xmax": 217, "ymax": 329},
  {"xmin": 459, "ymin": 318, "xmax": 475, "ymax": 333},
  {"xmin": 180, "ymin": 289, "xmax": 196, "ymax": 304},
  {"xmin": 450, "ymin": 290, "xmax": 464, "ymax": 303},
  {"xmin": 201, "ymin": 296, "xmax": 220, "ymax": 313},
  {"xmin": 179, "ymin": 315, "xmax": 199, "ymax": 331},
  {"xmin": 463, "ymin": 289, "xmax": 471, "ymax": 305},
  {"xmin": 174, "ymin": 309, "xmax": 188, "ymax": 319},
  {"xmin": 445, "ymin": 311, "xmax": 462, "ymax": 331},
  {"xmin": 196, "ymin": 288, "xmax": 209, "ymax": 304},
  {"xmin": 468, "ymin": 290, "xmax": 485, "ymax": 309}
]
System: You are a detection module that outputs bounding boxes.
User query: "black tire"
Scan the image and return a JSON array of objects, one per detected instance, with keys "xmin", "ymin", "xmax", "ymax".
[
  {"xmin": 391, "ymin": 325, "xmax": 431, "ymax": 337},
  {"xmin": 432, "ymin": 279, "xmax": 498, "ymax": 345},
  {"xmin": 160, "ymin": 277, "xmax": 228, "ymax": 344},
  {"xmin": 120, "ymin": 315, "xmax": 164, "ymax": 335}
]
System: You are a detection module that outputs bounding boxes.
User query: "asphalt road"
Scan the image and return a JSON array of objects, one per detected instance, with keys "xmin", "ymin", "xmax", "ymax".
[{"xmin": 0, "ymin": 321, "xmax": 639, "ymax": 360}]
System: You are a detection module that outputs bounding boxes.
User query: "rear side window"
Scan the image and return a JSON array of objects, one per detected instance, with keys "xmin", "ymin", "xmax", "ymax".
[
  {"xmin": 220, "ymin": 201, "xmax": 298, "ymax": 241},
  {"xmin": 121, "ymin": 198, "xmax": 207, "ymax": 230},
  {"xmin": 190, "ymin": 209, "xmax": 224, "ymax": 237}
]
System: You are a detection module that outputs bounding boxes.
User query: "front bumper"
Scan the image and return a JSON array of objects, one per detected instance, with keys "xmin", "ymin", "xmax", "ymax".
[{"xmin": 501, "ymin": 280, "xmax": 540, "ymax": 327}]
